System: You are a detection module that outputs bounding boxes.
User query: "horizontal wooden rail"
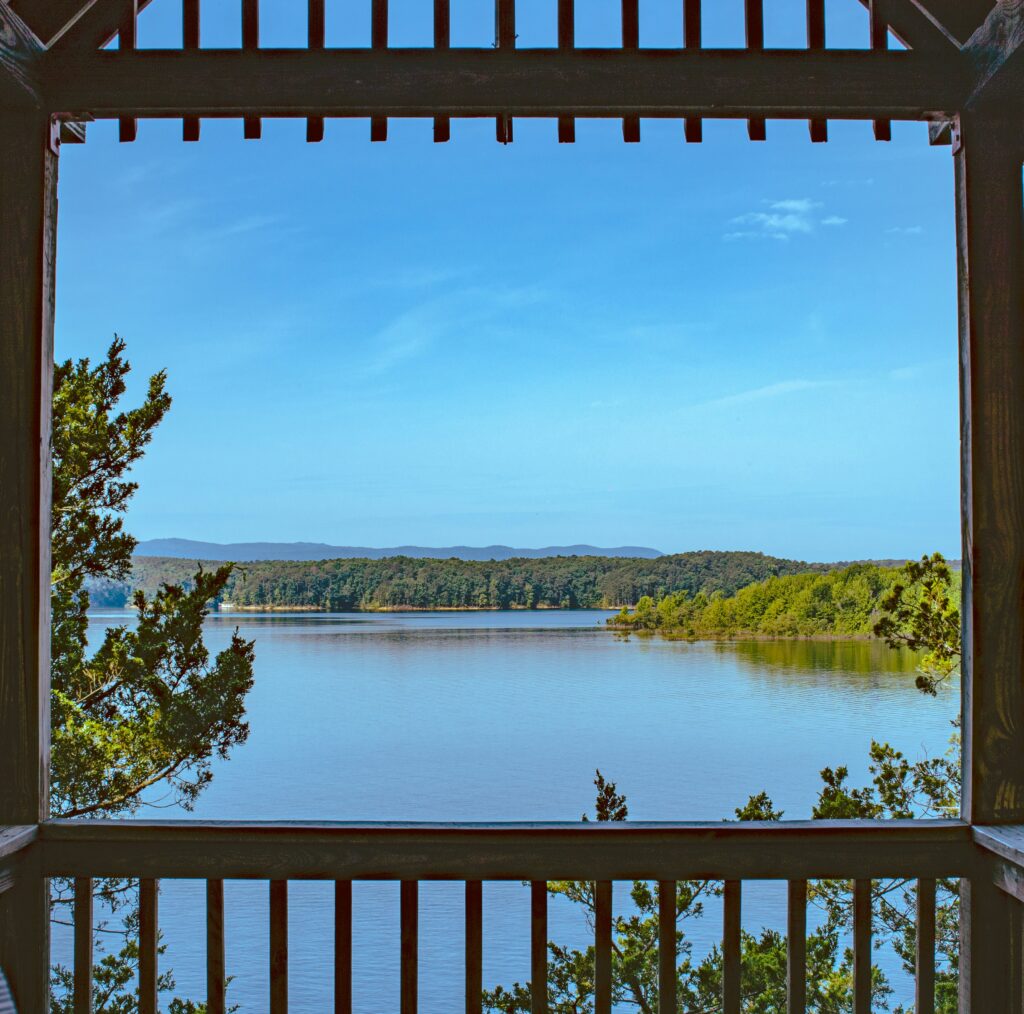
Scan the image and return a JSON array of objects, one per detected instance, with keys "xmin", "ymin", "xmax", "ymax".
[
  {"xmin": 42, "ymin": 49, "xmax": 965, "ymax": 122},
  {"xmin": 39, "ymin": 819, "xmax": 972, "ymax": 880}
]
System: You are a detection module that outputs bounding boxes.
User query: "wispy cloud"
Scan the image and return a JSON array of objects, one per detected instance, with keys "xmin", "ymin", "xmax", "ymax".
[
  {"xmin": 886, "ymin": 225, "xmax": 924, "ymax": 236},
  {"xmin": 690, "ymin": 379, "xmax": 834, "ymax": 411},
  {"xmin": 725, "ymin": 199, "xmax": 846, "ymax": 241}
]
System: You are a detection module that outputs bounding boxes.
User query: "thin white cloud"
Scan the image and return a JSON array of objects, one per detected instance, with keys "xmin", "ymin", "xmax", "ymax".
[
  {"xmin": 725, "ymin": 199, "xmax": 845, "ymax": 240},
  {"xmin": 691, "ymin": 379, "xmax": 834, "ymax": 411},
  {"xmin": 886, "ymin": 225, "xmax": 924, "ymax": 235}
]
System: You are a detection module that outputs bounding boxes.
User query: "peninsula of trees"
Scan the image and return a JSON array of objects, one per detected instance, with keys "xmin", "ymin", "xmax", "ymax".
[{"xmin": 90, "ymin": 550, "xmax": 839, "ymax": 611}]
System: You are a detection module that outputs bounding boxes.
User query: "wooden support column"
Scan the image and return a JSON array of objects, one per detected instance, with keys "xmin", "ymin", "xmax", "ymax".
[
  {"xmin": 956, "ymin": 107, "xmax": 1024, "ymax": 1010},
  {"xmin": 0, "ymin": 109, "xmax": 57, "ymax": 1014}
]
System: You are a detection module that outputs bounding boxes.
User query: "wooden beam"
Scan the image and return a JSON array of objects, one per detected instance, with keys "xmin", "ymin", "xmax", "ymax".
[
  {"xmin": 0, "ymin": 2, "xmax": 44, "ymax": 106},
  {"xmin": 964, "ymin": 0, "xmax": 1024, "ymax": 108},
  {"xmin": 0, "ymin": 106, "xmax": 56, "ymax": 1014},
  {"xmin": 39, "ymin": 819, "xmax": 972, "ymax": 880},
  {"xmin": 956, "ymin": 107, "xmax": 1024, "ymax": 1008},
  {"xmin": 41, "ymin": 48, "xmax": 966, "ymax": 121},
  {"xmin": 914, "ymin": 0, "xmax": 996, "ymax": 46},
  {"xmin": 854, "ymin": 0, "xmax": 961, "ymax": 53},
  {"xmin": 956, "ymin": 110, "xmax": 1024, "ymax": 827},
  {"xmin": 47, "ymin": 0, "xmax": 156, "ymax": 53},
  {"xmin": 9, "ymin": 0, "xmax": 97, "ymax": 47}
]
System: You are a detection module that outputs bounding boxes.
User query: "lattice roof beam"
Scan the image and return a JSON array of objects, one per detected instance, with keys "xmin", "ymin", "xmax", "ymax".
[
  {"xmin": 8, "ymin": 0, "xmax": 99, "ymax": 47},
  {"xmin": 46, "ymin": 0, "xmax": 155, "ymax": 52},
  {"xmin": 43, "ymin": 48, "xmax": 966, "ymax": 122}
]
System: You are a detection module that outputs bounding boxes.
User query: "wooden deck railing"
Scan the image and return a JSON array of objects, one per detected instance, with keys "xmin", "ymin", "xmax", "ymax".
[
  {"xmin": 7, "ymin": 818, "xmax": 1024, "ymax": 1009},
  {"xmin": 0, "ymin": 818, "xmax": 1000, "ymax": 1013}
]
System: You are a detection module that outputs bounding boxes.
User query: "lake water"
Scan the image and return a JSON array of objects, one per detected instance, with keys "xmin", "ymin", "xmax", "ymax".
[{"xmin": 63, "ymin": 609, "xmax": 960, "ymax": 1011}]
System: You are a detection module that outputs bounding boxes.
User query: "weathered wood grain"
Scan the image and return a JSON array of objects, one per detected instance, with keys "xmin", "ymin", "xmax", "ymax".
[
  {"xmin": 0, "ymin": 109, "xmax": 56, "ymax": 1014},
  {"xmin": 0, "ymin": 3, "xmax": 43, "ymax": 110},
  {"xmin": 41, "ymin": 48, "xmax": 966, "ymax": 122},
  {"xmin": 963, "ymin": 0, "xmax": 1024, "ymax": 108},
  {"xmin": 39, "ymin": 820, "xmax": 973, "ymax": 880}
]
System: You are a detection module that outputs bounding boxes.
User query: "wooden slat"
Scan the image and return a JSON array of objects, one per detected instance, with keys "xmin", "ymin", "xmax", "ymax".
[
  {"xmin": 723, "ymin": 880, "xmax": 741, "ymax": 1014},
  {"xmin": 47, "ymin": 48, "xmax": 965, "ymax": 122},
  {"xmin": 852, "ymin": 879, "xmax": 871, "ymax": 1014},
  {"xmin": 139, "ymin": 878, "xmax": 158, "ymax": 1014},
  {"xmin": 182, "ymin": 0, "xmax": 199, "ymax": 141},
  {"xmin": 270, "ymin": 880, "xmax": 287, "ymax": 1014},
  {"xmin": 118, "ymin": 0, "xmax": 137, "ymax": 142},
  {"xmin": 531, "ymin": 881, "xmax": 547, "ymax": 1014},
  {"xmin": 495, "ymin": 0, "xmax": 515, "ymax": 142},
  {"xmin": 370, "ymin": 0, "xmax": 387, "ymax": 141},
  {"xmin": 683, "ymin": 0, "xmax": 701, "ymax": 141},
  {"xmin": 658, "ymin": 880, "xmax": 675, "ymax": 1014},
  {"xmin": 74, "ymin": 877, "xmax": 92, "ymax": 1014},
  {"xmin": 242, "ymin": 0, "xmax": 260, "ymax": 138},
  {"xmin": 869, "ymin": 0, "xmax": 891, "ymax": 141},
  {"xmin": 787, "ymin": 879, "xmax": 806, "ymax": 1014},
  {"xmin": 39, "ymin": 819, "xmax": 973, "ymax": 881},
  {"xmin": 335, "ymin": 880, "xmax": 352, "ymax": 1014},
  {"xmin": 557, "ymin": 0, "xmax": 574, "ymax": 142},
  {"xmin": 744, "ymin": 0, "xmax": 765, "ymax": 140},
  {"xmin": 806, "ymin": 0, "xmax": 826, "ymax": 141},
  {"xmin": 432, "ymin": 0, "xmax": 450, "ymax": 142},
  {"xmin": 306, "ymin": 0, "xmax": 324, "ymax": 142},
  {"xmin": 207, "ymin": 879, "xmax": 225, "ymax": 1014},
  {"xmin": 915, "ymin": 877, "xmax": 935, "ymax": 1014},
  {"xmin": 465, "ymin": 880, "xmax": 482, "ymax": 1014},
  {"xmin": 0, "ymin": 111, "xmax": 56, "ymax": 1014},
  {"xmin": 401, "ymin": 881, "xmax": 418, "ymax": 1014},
  {"xmin": 594, "ymin": 880, "xmax": 612, "ymax": 1014},
  {"xmin": 621, "ymin": 0, "xmax": 639, "ymax": 142}
]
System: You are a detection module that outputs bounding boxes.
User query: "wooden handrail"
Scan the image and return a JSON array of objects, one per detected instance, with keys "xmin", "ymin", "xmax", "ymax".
[{"xmin": 37, "ymin": 819, "xmax": 972, "ymax": 880}]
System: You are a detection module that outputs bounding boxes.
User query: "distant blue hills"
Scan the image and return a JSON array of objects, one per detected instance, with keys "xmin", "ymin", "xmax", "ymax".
[{"xmin": 134, "ymin": 538, "xmax": 665, "ymax": 562}]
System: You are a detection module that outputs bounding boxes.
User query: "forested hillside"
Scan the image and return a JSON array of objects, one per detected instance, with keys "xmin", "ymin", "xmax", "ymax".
[
  {"xmin": 90, "ymin": 551, "xmax": 835, "ymax": 611},
  {"xmin": 608, "ymin": 562, "xmax": 961, "ymax": 638}
]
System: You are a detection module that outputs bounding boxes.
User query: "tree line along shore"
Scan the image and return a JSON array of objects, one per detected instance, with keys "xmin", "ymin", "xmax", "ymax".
[{"xmin": 84, "ymin": 551, "xmax": 959, "ymax": 640}]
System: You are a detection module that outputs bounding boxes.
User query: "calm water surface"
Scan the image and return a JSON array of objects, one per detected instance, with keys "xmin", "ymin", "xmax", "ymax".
[{"xmin": 67, "ymin": 609, "xmax": 958, "ymax": 1011}]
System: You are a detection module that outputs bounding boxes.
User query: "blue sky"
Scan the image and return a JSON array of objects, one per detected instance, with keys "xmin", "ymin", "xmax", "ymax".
[{"xmin": 54, "ymin": 0, "xmax": 960, "ymax": 561}]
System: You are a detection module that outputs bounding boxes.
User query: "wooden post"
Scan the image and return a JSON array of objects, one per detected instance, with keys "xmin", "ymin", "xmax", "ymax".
[
  {"xmin": 0, "ymin": 109, "xmax": 57, "ymax": 1014},
  {"xmin": 955, "ymin": 107, "xmax": 1024, "ymax": 1010}
]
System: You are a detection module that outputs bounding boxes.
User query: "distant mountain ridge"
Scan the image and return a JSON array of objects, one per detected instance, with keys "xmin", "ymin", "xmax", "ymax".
[{"xmin": 134, "ymin": 538, "xmax": 665, "ymax": 562}]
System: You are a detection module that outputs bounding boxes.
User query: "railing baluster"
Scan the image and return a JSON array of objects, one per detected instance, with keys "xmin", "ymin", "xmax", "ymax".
[
  {"xmin": 242, "ymin": 0, "xmax": 261, "ymax": 138},
  {"xmin": 683, "ymin": 0, "xmax": 701, "ymax": 142},
  {"xmin": 335, "ymin": 880, "xmax": 352, "ymax": 1014},
  {"xmin": 853, "ymin": 879, "xmax": 871, "ymax": 1014},
  {"xmin": 621, "ymin": 0, "xmax": 639, "ymax": 142},
  {"xmin": 465, "ymin": 880, "xmax": 482, "ymax": 1014},
  {"xmin": 433, "ymin": 0, "xmax": 450, "ymax": 142},
  {"xmin": 723, "ymin": 880, "xmax": 741, "ymax": 1014},
  {"xmin": 595, "ymin": 881, "xmax": 612, "ymax": 1014},
  {"xmin": 806, "ymin": 0, "xmax": 826, "ymax": 141},
  {"xmin": 916, "ymin": 878, "xmax": 936, "ymax": 1014},
  {"xmin": 74, "ymin": 877, "xmax": 93, "ymax": 1014},
  {"xmin": 868, "ymin": 0, "xmax": 891, "ymax": 140},
  {"xmin": 207, "ymin": 879, "xmax": 225, "ymax": 1014},
  {"xmin": 495, "ymin": 0, "xmax": 515, "ymax": 143},
  {"xmin": 307, "ymin": 0, "xmax": 325, "ymax": 141},
  {"xmin": 744, "ymin": 0, "xmax": 765, "ymax": 140},
  {"xmin": 183, "ymin": 0, "xmax": 200, "ymax": 140},
  {"xmin": 557, "ymin": 0, "xmax": 574, "ymax": 142},
  {"xmin": 371, "ymin": 0, "xmax": 388, "ymax": 140},
  {"xmin": 401, "ymin": 881, "xmax": 418, "ymax": 1014},
  {"xmin": 139, "ymin": 878, "xmax": 158, "ymax": 1014},
  {"xmin": 658, "ymin": 880, "xmax": 676, "ymax": 1014},
  {"xmin": 787, "ymin": 879, "xmax": 807, "ymax": 1014},
  {"xmin": 270, "ymin": 880, "xmax": 288, "ymax": 1014},
  {"xmin": 531, "ymin": 881, "xmax": 548, "ymax": 1014},
  {"xmin": 118, "ymin": 0, "xmax": 137, "ymax": 141}
]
